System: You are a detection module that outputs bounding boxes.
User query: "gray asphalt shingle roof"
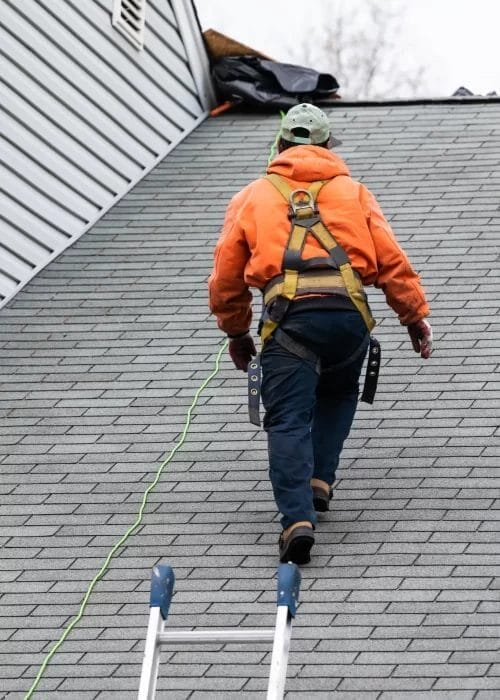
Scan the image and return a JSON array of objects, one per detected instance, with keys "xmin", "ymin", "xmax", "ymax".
[{"xmin": 1, "ymin": 101, "xmax": 500, "ymax": 699}]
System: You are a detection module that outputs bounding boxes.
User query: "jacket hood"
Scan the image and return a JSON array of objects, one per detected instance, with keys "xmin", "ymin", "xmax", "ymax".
[{"xmin": 267, "ymin": 145, "xmax": 350, "ymax": 182}]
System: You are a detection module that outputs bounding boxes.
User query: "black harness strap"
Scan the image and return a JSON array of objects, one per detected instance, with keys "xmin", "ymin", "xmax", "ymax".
[
  {"xmin": 274, "ymin": 328, "xmax": 321, "ymax": 372},
  {"xmin": 321, "ymin": 333, "xmax": 370, "ymax": 374},
  {"xmin": 360, "ymin": 337, "xmax": 381, "ymax": 404},
  {"xmin": 248, "ymin": 331, "xmax": 381, "ymax": 426},
  {"xmin": 248, "ymin": 355, "xmax": 261, "ymax": 427}
]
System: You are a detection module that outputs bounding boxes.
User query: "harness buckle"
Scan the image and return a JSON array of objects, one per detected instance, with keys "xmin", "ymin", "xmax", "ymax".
[
  {"xmin": 288, "ymin": 189, "xmax": 318, "ymax": 219},
  {"xmin": 268, "ymin": 295, "xmax": 290, "ymax": 323}
]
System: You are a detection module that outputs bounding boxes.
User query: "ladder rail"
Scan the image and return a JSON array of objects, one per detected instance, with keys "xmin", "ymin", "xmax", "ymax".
[
  {"xmin": 267, "ymin": 605, "xmax": 293, "ymax": 700},
  {"xmin": 138, "ymin": 606, "xmax": 164, "ymax": 700}
]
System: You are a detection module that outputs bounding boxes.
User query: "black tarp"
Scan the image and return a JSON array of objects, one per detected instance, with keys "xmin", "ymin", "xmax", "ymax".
[{"xmin": 212, "ymin": 56, "xmax": 339, "ymax": 109}]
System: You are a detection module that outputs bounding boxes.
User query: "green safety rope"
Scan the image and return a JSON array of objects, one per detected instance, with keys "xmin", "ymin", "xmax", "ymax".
[
  {"xmin": 24, "ymin": 340, "xmax": 228, "ymax": 699},
  {"xmin": 26, "ymin": 109, "xmax": 285, "ymax": 698}
]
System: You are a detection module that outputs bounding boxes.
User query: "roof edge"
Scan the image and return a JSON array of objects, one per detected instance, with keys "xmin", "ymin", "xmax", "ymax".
[
  {"xmin": 171, "ymin": 0, "xmax": 217, "ymax": 110},
  {"xmin": 326, "ymin": 95, "xmax": 500, "ymax": 107}
]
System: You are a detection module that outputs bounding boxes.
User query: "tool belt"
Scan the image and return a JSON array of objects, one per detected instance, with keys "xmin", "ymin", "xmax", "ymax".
[{"xmin": 248, "ymin": 173, "xmax": 380, "ymax": 426}]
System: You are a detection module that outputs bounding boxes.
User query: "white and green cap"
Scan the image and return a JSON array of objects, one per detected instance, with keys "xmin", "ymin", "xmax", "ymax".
[{"xmin": 281, "ymin": 103, "xmax": 341, "ymax": 147}]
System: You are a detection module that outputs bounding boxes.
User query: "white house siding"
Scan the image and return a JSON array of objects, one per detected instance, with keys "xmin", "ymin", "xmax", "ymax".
[{"xmin": 0, "ymin": 0, "xmax": 213, "ymax": 309}]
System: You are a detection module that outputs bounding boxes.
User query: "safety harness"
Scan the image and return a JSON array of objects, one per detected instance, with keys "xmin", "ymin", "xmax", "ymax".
[{"xmin": 248, "ymin": 174, "xmax": 381, "ymax": 426}]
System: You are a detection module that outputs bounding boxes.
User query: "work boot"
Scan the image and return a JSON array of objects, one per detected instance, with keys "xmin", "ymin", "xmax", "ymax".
[
  {"xmin": 311, "ymin": 478, "xmax": 333, "ymax": 512},
  {"xmin": 278, "ymin": 521, "xmax": 314, "ymax": 565}
]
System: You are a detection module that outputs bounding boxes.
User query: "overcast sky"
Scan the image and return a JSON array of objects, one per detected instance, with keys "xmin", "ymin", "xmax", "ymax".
[{"xmin": 195, "ymin": 0, "xmax": 499, "ymax": 99}]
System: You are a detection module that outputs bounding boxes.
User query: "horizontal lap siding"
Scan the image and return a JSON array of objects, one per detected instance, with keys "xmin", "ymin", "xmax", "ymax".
[{"xmin": 0, "ymin": 0, "xmax": 206, "ymax": 308}]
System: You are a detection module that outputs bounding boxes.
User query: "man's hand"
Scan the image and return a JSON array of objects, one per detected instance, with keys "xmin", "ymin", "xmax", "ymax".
[
  {"xmin": 407, "ymin": 319, "xmax": 433, "ymax": 359},
  {"xmin": 228, "ymin": 333, "xmax": 257, "ymax": 371}
]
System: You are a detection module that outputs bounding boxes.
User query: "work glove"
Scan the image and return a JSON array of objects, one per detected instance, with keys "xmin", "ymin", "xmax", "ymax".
[
  {"xmin": 407, "ymin": 319, "xmax": 433, "ymax": 359},
  {"xmin": 228, "ymin": 332, "xmax": 257, "ymax": 371}
]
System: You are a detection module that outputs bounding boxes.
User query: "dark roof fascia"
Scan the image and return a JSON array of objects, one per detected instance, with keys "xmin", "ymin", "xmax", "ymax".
[{"xmin": 327, "ymin": 96, "xmax": 500, "ymax": 107}]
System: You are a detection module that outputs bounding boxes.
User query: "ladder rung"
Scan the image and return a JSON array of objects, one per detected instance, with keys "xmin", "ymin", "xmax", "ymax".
[{"xmin": 158, "ymin": 628, "xmax": 275, "ymax": 644}]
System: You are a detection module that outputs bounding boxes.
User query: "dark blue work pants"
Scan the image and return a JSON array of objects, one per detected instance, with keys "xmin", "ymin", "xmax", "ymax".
[{"xmin": 260, "ymin": 308, "xmax": 368, "ymax": 529}]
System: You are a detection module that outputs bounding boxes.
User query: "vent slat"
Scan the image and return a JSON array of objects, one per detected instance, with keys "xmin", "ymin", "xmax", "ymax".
[
  {"xmin": 112, "ymin": 0, "xmax": 146, "ymax": 50},
  {"xmin": 123, "ymin": 0, "xmax": 142, "ymax": 10}
]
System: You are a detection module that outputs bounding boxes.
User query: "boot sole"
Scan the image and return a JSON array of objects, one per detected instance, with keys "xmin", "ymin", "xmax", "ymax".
[
  {"xmin": 313, "ymin": 496, "xmax": 329, "ymax": 512},
  {"xmin": 279, "ymin": 533, "xmax": 314, "ymax": 565},
  {"xmin": 312, "ymin": 486, "xmax": 333, "ymax": 512}
]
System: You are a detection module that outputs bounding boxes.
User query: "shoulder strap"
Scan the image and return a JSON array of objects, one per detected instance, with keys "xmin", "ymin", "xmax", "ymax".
[
  {"xmin": 265, "ymin": 173, "xmax": 342, "ymax": 263},
  {"xmin": 264, "ymin": 173, "xmax": 293, "ymax": 200},
  {"xmin": 264, "ymin": 174, "xmax": 327, "ymax": 203}
]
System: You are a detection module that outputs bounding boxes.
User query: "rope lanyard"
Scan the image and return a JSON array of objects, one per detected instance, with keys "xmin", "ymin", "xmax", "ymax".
[{"xmin": 24, "ymin": 340, "xmax": 228, "ymax": 699}]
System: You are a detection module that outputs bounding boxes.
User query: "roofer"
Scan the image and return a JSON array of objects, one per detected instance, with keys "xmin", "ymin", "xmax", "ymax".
[{"xmin": 208, "ymin": 103, "xmax": 432, "ymax": 565}]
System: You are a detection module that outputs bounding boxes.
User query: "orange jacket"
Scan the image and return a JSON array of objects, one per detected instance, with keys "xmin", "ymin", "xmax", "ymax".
[{"xmin": 208, "ymin": 145, "xmax": 430, "ymax": 336}]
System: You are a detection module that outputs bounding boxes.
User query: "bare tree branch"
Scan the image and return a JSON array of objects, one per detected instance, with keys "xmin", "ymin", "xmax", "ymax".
[{"xmin": 293, "ymin": 0, "xmax": 429, "ymax": 99}]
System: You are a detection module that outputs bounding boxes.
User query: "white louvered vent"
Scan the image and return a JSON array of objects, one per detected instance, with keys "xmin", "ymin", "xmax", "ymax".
[{"xmin": 112, "ymin": 0, "xmax": 146, "ymax": 50}]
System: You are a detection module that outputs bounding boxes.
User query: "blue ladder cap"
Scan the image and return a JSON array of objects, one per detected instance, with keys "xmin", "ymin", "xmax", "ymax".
[
  {"xmin": 276, "ymin": 562, "xmax": 301, "ymax": 617},
  {"xmin": 150, "ymin": 565, "xmax": 175, "ymax": 620}
]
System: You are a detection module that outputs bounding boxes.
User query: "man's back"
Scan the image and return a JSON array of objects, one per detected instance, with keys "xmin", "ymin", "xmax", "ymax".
[{"xmin": 209, "ymin": 144, "xmax": 429, "ymax": 335}]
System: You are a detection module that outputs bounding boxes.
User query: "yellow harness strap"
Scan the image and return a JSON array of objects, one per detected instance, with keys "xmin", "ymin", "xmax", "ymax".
[
  {"xmin": 263, "ymin": 270, "xmax": 346, "ymax": 307},
  {"xmin": 260, "ymin": 175, "xmax": 315, "ymax": 341},
  {"xmin": 309, "ymin": 222, "xmax": 375, "ymax": 331},
  {"xmin": 266, "ymin": 173, "xmax": 323, "ymax": 204},
  {"xmin": 261, "ymin": 174, "xmax": 375, "ymax": 343}
]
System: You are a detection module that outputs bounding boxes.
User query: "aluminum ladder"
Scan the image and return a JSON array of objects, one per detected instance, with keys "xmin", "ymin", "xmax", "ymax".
[{"xmin": 138, "ymin": 562, "xmax": 301, "ymax": 699}]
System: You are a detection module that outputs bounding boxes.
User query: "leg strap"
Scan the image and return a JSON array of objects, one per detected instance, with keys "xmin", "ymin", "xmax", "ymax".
[
  {"xmin": 321, "ymin": 333, "xmax": 369, "ymax": 374},
  {"xmin": 360, "ymin": 336, "xmax": 381, "ymax": 404},
  {"xmin": 248, "ymin": 355, "xmax": 262, "ymax": 426},
  {"xmin": 247, "ymin": 332, "xmax": 381, "ymax": 425},
  {"xmin": 274, "ymin": 328, "xmax": 321, "ymax": 373}
]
